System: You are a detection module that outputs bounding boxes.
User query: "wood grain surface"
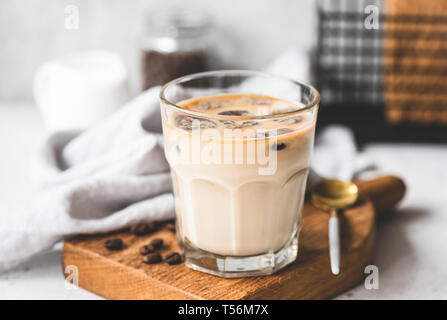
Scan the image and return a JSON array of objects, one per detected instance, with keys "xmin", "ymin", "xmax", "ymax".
[{"xmin": 62, "ymin": 175, "xmax": 405, "ymax": 300}]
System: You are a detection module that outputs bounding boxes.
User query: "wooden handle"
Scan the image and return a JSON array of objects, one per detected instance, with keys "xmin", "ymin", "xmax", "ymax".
[{"xmin": 355, "ymin": 175, "xmax": 406, "ymax": 218}]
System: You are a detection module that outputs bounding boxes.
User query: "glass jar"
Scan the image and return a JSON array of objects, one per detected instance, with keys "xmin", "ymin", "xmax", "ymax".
[{"xmin": 141, "ymin": 8, "xmax": 212, "ymax": 90}]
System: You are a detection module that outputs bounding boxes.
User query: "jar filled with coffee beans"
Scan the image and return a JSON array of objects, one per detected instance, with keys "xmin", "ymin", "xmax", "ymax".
[{"xmin": 141, "ymin": 8, "xmax": 213, "ymax": 90}]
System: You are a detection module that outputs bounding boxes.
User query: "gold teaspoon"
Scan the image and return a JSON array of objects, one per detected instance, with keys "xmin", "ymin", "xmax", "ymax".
[{"xmin": 311, "ymin": 179, "xmax": 359, "ymax": 275}]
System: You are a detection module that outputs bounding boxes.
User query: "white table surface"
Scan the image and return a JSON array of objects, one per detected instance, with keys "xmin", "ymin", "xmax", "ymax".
[{"xmin": 0, "ymin": 103, "xmax": 446, "ymax": 300}]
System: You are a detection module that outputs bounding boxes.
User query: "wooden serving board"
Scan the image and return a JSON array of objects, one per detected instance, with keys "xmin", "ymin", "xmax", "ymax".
[{"xmin": 62, "ymin": 176, "xmax": 405, "ymax": 300}]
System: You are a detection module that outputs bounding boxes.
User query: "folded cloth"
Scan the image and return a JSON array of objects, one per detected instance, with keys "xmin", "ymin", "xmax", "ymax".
[
  {"xmin": 0, "ymin": 87, "xmax": 174, "ymax": 272},
  {"xmin": 0, "ymin": 49, "xmax": 375, "ymax": 273}
]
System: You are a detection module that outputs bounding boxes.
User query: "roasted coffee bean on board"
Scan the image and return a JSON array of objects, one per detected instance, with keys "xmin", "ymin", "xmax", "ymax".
[
  {"xmin": 143, "ymin": 253, "xmax": 162, "ymax": 264},
  {"xmin": 131, "ymin": 223, "xmax": 153, "ymax": 236},
  {"xmin": 165, "ymin": 252, "xmax": 182, "ymax": 265},
  {"xmin": 150, "ymin": 238, "xmax": 164, "ymax": 250},
  {"xmin": 139, "ymin": 245, "xmax": 156, "ymax": 255},
  {"xmin": 104, "ymin": 238, "xmax": 123, "ymax": 251}
]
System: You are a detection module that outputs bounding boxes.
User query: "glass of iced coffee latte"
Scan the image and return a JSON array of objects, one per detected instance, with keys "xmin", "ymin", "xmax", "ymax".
[{"xmin": 160, "ymin": 70, "xmax": 319, "ymax": 277}]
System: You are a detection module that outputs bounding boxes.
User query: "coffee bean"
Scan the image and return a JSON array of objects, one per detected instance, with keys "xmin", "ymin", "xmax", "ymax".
[
  {"xmin": 139, "ymin": 244, "xmax": 156, "ymax": 255},
  {"xmin": 130, "ymin": 223, "xmax": 153, "ymax": 236},
  {"xmin": 272, "ymin": 142, "xmax": 287, "ymax": 151},
  {"xmin": 143, "ymin": 253, "xmax": 162, "ymax": 264},
  {"xmin": 217, "ymin": 110, "xmax": 251, "ymax": 116},
  {"xmin": 166, "ymin": 223, "xmax": 176, "ymax": 232},
  {"xmin": 104, "ymin": 238, "xmax": 123, "ymax": 251},
  {"xmin": 165, "ymin": 252, "xmax": 182, "ymax": 265},
  {"xmin": 150, "ymin": 238, "xmax": 164, "ymax": 250},
  {"xmin": 175, "ymin": 115, "xmax": 217, "ymax": 131}
]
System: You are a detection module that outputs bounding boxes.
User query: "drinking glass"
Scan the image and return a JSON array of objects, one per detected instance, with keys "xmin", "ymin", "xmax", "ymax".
[{"xmin": 160, "ymin": 70, "xmax": 319, "ymax": 277}]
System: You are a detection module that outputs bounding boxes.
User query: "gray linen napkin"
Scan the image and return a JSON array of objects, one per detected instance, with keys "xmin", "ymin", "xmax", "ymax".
[{"xmin": 0, "ymin": 87, "xmax": 174, "ymax": 272}]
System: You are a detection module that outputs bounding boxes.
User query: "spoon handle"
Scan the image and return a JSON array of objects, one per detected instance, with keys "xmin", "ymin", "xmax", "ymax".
[{"xmin": 328, "ymin": 209, "xmax": 340, "ymax": 275}]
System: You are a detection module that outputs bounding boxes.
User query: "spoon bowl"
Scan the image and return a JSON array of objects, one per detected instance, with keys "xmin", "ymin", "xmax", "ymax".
[{"xmin": 311, "ymin": 179, "xmax": 359, "ymax": 212}]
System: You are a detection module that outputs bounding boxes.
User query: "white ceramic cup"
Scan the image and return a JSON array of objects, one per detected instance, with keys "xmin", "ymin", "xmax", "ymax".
[{"xmin": 33, "ymin": 51, "xmax": 130, "ymax": 132}]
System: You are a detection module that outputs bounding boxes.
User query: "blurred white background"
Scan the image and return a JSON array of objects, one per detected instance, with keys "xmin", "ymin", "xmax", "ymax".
[{"xmin": 0, "ymin": 0, "xmax": 316, "ymax": 101}]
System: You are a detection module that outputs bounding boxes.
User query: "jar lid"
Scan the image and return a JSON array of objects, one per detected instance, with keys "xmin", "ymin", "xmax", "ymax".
[{"xmin": 145, "ymin": 7, "xmax": 211, "ymax": 38}]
